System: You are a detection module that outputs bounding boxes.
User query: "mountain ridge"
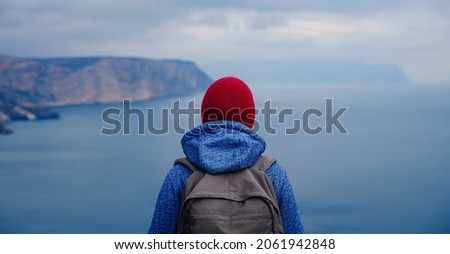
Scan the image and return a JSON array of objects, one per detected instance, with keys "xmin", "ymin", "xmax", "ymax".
[
  {"xmin": 0, "ymin": 55, "xmax": 212, "ymax": 105},
  {"xmin": 0, "ymin": 55, "xmax": 212, "ymax": 134},
  {"xmin": 204, "ymin": 59, "xmax": 410, "ymax": 84}
]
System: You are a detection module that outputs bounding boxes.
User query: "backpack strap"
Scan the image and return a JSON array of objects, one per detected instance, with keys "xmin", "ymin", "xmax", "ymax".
[
  {"xmin": 251, "ymin": 155, "xmax": 276, "ymax": 173},
  {"xmin": 174, "ymin": 157, "xmax": 206, "ymax": 199},
  {"xmin": 174, "ymin": 157, "xmax": 206, "ymax": 233},
  {"xmin": 250, "ymin": 156, "xmax": 283, "ymax": 234},
  {"xmin": 174, "ymin": 157, "xmax": 201, "ymax": 172}
]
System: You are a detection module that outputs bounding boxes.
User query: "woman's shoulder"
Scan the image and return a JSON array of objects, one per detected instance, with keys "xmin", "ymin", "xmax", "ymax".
[
  {"xmin": 166, "ymin": 161, "xmax": 193, "ymax": 189},
  {"xmin": 265, "ymin": 160, "xmax": 288, "ymax": 178}
]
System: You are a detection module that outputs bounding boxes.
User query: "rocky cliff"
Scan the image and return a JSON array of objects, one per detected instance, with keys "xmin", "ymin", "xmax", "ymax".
[
  {"xmin": 0, "ymin": 56, "xmax": 212, "ymax": 105},
  {"xmin": 0, "ymin": 56, "xmax": 212, "ymax": 134}
]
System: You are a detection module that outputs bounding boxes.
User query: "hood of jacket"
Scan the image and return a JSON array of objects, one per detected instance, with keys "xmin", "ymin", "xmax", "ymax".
[{"xmin": 181, "ymin": 121, "xmax": 266, "ymax": 174}]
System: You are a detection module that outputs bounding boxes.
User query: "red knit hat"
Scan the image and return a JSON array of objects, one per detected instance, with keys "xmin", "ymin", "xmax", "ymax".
[{"xmin": 201, "ymin": 76, "xmax": 255, "ymax": 128}]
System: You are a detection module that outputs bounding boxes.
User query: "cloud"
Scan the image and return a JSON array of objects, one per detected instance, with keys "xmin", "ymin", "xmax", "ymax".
[{"xmin": 0, "ymin": 0, "xmax": 449, "ymax": 82}]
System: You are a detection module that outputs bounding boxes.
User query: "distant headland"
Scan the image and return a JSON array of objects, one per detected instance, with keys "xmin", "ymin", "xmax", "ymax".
[
  {"xmin": 205, "ymin": 59, "xmax": 410, "ymax": 84},
  {"xmin": 0, "ymin": 56, "xmax": 212, "ymax": 134}
]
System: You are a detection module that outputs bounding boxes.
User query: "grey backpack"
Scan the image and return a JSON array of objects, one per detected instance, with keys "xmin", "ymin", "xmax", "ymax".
[{"xmin": 175, "ymin": 156, "xmax": 284, "ymax": 234}]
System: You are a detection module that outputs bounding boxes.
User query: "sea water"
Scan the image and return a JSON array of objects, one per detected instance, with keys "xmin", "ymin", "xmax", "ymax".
[{"xmin": 1, "ymin": 83, "xmax": 449, "ymax": 233}]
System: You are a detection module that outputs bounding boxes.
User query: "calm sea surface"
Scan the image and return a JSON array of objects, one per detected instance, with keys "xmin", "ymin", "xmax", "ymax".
[{"xmin": 1, "ymin": 83, "xmax": 449, "ymax": 233}]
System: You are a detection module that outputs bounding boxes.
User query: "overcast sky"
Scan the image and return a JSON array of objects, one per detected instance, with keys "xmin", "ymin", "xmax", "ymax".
[{"xmin": 1, "ymin": 0, "xmax": 449, "ymax": 82}]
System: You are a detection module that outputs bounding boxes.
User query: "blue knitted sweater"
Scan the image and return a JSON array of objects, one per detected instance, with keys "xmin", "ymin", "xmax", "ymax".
[{"xmin": 148, "ymin": 121, "xmax": 304, "ymax": 234}]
